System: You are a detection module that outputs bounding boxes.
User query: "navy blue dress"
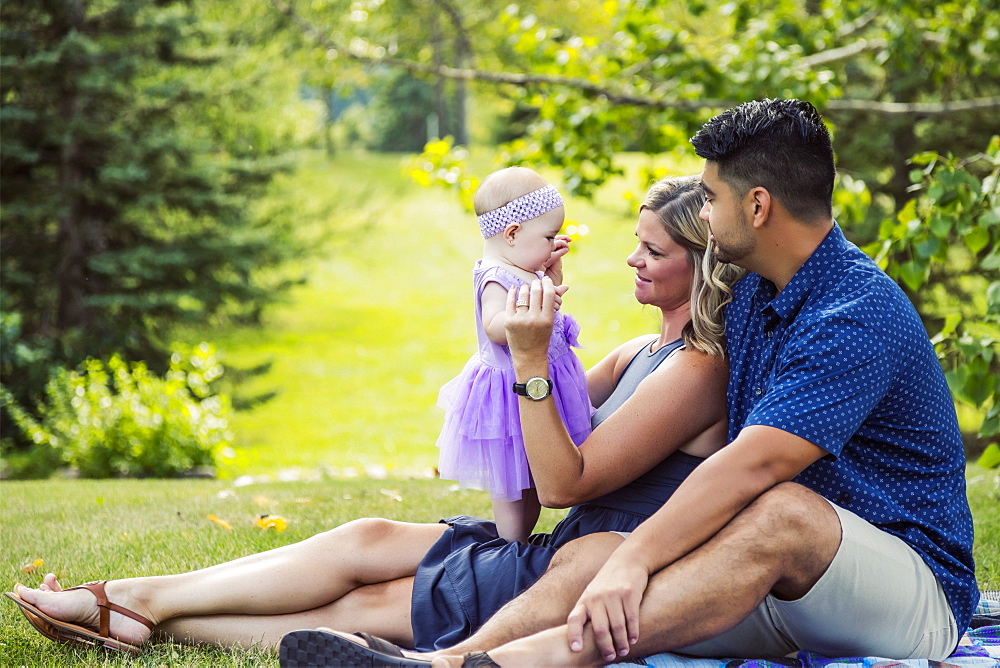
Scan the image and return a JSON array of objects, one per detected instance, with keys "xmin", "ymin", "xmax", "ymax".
[{"xmin": 411, "ymin": 339, "xmax": 705, "ymax": 651}]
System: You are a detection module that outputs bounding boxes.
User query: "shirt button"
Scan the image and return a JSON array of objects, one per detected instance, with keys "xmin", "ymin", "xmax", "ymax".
[
  {"xmin": 755, "ymin": 388, "xmax": 763, "ymax": 396},
  {"xmin": 767, "ymin": 330, "xmax": 773, "ymax": 338}
]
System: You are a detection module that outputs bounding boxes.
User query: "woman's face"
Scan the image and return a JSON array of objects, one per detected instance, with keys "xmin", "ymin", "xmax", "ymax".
[{"xmin": 627, "ymin": 209, "xmax": 694, "ymax": 310}]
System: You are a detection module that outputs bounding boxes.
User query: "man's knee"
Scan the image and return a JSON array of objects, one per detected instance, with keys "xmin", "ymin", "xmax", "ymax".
[
  {"xmin": 737, "ymin": 483, "xmax": 841, "ymax": 564},
  {"xmin": 547, "ymin": 532, "xmax": 625, "ymax": 579},
  {"xmin": 747, "ymin": 483, "xmax": 837, "ymax": 532}
]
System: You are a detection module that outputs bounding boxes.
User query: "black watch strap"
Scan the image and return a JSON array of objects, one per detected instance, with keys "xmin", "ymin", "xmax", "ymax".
[{"xmin": 512, "ymin": 377, "xmax": 553, "ymax": 400}]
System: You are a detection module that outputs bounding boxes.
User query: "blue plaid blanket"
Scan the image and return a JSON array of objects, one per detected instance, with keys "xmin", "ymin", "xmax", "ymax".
[{"xmin": 619, "ymin": 593, "xmax": 1000, "ymax": 668}]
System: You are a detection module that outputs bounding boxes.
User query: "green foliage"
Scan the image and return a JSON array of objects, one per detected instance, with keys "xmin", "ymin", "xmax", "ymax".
[
  {"xmin": 980, "ymin": 443, "xmax": 1000, "ymax": 469},
  {"xmin": 287, "ymin": 1, "xmax": 998, "ymax": 208},
  {"xmin": 863, "ymin": 137, "xmax": 1000, "ymax": 442},
  {"xmin": 407, "ymin": 137, "xmax": 480, "ymax": 212},
  {"xmin": 368, "ymin": 70, "xmax": 436, "ymax": 152},
  {"xmin": 0, "ymin": 0, "xmax": 315, "ymax": 431},
  {"xmin": 486, "ymin": 1, "xmax": 999, "ymax": 200},
  {"xmin": 1, "ymin": 344, "xmax": 231, "ymax": 479}
]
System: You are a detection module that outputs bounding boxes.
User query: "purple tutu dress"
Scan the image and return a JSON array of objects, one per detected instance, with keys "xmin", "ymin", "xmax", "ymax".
[{"xmin": 436, "ymin": 262, "xmax": 593, "ymax": 501}]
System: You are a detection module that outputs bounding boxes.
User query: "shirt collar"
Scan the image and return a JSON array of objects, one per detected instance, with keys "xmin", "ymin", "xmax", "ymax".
[{"xmin": 755, "ymin": 222, "xmax": 847, "ymax": 323}]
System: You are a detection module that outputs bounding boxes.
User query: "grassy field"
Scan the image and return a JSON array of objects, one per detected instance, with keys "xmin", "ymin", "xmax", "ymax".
[
  {"xmin": 3, "ymin": 150, "xmax": 998, "ymax": 665},
  {"xmin": 1, "ymin": 468, "xmax": 997, "ymax": 666}
]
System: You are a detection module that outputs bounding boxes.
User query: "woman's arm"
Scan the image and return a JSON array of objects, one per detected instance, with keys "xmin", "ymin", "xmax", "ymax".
[
  {"xmin": 507, "ymin": 278, "xmax": 729, "ymax": 509},
  {"xmin": 584, "ymin": 335, "xmax": 657, "ymax": 409}
]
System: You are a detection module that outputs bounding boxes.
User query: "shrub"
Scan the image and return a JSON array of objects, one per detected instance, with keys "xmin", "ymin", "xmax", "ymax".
[{"xmin": 1, "ymin": 344, "xmax": 232, "ymax": 478}]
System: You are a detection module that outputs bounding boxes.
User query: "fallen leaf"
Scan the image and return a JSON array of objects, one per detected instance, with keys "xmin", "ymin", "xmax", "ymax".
[
  {"xmin": 207, "ymin": 514, "xmax": 232, "ymax": 530},
  {"xmin": 254, "ymin": 514, "xmax": 287, "ymax": 532},
  {"xmin": 20, "ymin": 558, "xmax": 43, "ymax": 574},
  {"xmin": 379, "ymin": 489, "xmax": 403, "ymax": 502}
]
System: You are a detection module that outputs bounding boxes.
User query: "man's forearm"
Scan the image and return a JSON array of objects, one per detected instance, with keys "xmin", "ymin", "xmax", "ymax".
[{"xmin": 613, "ymin": 427, "xmax": 826, "ymax": 576}]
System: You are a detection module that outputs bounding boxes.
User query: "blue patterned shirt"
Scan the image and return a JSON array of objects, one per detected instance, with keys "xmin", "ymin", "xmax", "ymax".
[{"xmin": 725, "ymin": 224, "xmax": 976, "ymax": 631}]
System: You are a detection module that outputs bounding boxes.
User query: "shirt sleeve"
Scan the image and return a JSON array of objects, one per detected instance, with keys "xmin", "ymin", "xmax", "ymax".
[{"xmin": 743, "ymin": 314, "xmax": 894, "ymax": 459}]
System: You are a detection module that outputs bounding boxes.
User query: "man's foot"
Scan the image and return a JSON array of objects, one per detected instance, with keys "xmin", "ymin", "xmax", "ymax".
[{"xmin": 279, "ymin": 629, "xmax": 428, "ymax": 667}]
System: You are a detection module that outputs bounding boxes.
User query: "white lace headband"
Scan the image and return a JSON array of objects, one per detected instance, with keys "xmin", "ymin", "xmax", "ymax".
[{"xmin": 477, "ymin": 184, "xmax": 564, "ymax": 239}]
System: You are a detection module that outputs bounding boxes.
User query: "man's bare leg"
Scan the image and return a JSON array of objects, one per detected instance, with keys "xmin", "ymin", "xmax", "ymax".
[{"xmin": 432, "ymin": 483, "xmax": 841, "ymax": 666}]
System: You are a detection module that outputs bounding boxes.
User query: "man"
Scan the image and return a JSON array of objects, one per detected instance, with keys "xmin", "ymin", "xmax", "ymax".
[{"xmin": 280, "ymin": 99, "xmax": 976, "ymax": 666}]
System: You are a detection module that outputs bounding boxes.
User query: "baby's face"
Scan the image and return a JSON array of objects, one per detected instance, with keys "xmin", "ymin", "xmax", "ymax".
[{"xmin": 509, "ymin": 207, "xmax": 565, "ymax": 272}]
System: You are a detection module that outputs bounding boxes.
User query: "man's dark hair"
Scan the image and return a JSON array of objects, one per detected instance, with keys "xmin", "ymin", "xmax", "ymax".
[{"xmin": 690, "ymin": 99, "xmax": 835, "ymax": 223}]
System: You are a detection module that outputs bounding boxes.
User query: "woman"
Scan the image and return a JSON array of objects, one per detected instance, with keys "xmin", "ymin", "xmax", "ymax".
[{"xmin": 7, "ymin": 175, "xmax": 743, "ymax": 655}]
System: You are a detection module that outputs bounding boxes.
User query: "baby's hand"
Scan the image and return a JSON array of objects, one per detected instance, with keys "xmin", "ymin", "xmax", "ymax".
[
  {"xmin": 543, "ymin": 235, "xmax": 572, "ymax": 285},
  {"xmin": 553, "ymin": 284, "xmax": 569, "ymax": 311}
]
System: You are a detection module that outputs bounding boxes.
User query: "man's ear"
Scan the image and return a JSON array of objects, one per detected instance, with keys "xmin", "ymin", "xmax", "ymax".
[
  {"xmin": 502, "ymin": 223, "xmax": 520, "ymax": 246},
  {"xmin": 748, "ymin": 187, "xmax": 772, "ymax": 228}
]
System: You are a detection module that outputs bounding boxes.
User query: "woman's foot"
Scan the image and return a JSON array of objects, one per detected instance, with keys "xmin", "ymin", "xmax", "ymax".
[{"xmin": 15, "ymin": 575, "xmax": 156, "ymax": 647}]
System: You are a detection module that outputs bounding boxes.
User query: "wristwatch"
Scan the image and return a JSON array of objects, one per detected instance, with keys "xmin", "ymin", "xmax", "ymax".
[{"xmin": 512, "ymin": 376, "xmax": 553, "ymax": 401}]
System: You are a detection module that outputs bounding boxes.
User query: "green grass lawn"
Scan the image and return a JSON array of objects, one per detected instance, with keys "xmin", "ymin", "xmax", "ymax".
[
  {"xmin": 3, "ymin": 150, "xmax": 998, "ymax": 665},
  {"xmin": 1, "ymin": 467, "xmax": 997, "ymax": 666}
]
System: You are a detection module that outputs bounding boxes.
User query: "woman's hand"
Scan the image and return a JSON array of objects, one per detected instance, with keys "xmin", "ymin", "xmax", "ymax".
[
  {"xmin": 542, "ymin": 234, "xmax": 571, "ymax": 285},
  {"xmin": 506, "ymin": 277, "xmax": 568, "ymax": 364},
  {"xmin": 565, "ymin": 555, "xmax": 650, "ymax": 662}
]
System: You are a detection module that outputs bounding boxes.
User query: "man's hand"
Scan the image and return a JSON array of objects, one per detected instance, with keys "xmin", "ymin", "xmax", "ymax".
[{"xmin": 566, "ymin": 555, "xmax": 650, "ymax": 662}]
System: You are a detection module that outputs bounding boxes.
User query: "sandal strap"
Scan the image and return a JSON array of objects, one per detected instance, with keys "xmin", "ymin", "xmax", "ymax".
[
  {"xmin": 354, "ymin": 631, "xmax": 405, "ymax": 657},
  {"xmin": 66, "ymin": 581, "xmax": 155, "ymax": 637}
]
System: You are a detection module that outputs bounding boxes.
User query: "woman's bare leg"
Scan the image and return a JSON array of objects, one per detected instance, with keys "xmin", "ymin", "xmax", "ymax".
[
  {"xmin": 15, "ymin": 519, "xmax": 447, "ymax": 647},
  {"xmin": 155, "ymin": 576, "xmax": 417, "ymax": 649}
]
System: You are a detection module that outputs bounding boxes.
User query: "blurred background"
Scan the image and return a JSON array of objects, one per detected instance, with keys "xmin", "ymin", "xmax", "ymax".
[{"xmin": 2, "ymin": 0, "xmax": 998, "ymax": 481}]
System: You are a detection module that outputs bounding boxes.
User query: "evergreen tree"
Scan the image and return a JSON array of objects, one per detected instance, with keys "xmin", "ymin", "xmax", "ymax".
[{"xmin": 1, "ymin": 1, "xmax": 309, "ymax": 426}]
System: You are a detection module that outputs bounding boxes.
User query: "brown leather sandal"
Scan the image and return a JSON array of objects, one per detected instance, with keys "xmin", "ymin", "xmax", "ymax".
[{"xmin": 5, "ymin": 580, "xmax": 154, "ymax": 654}]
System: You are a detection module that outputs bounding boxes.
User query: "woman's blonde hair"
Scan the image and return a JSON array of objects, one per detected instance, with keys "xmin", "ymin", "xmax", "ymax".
[{"xmin": 640, "ymin": 175, "xmax": 746, "ymax": 357}]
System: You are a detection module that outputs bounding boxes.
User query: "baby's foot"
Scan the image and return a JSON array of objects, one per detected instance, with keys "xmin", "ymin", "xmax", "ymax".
[{"xmin": 16, "ymin": 576, "xmax": 155, "ymax": 647}]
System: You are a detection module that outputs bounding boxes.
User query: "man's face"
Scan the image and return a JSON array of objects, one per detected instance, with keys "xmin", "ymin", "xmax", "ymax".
[{"xmin": 699, "ymin": 162, "xmax": 755, "ymax": 267}]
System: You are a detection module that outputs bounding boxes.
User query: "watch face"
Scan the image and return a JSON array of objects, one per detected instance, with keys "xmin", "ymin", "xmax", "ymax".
[{"xmin": 525, "ymin": 377, "xmax": 550, "ymax": 400}]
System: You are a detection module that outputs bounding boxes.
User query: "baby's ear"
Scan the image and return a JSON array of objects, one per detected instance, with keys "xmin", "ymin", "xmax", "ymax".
[{"xmin": 502, "ymin": 222, "xmax": 521, "ymax": 245}]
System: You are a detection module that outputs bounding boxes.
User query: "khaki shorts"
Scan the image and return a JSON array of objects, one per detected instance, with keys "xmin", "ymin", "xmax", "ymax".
[{"xmin": 674, "ymin": 500, "xmax": 958, "ymax": 660}]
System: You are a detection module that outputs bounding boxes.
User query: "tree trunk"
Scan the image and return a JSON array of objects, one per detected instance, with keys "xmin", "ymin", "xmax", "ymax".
[
  {"xmin": 324, "ymin": 85, "xmax": 337, "ymax": 157},
  {"xmin": 430, "ymin": 12, "xmax": 446, "ymax": 140},
  {"xmin": 434, "ymin": 0, "xmax": 470, "ymax": 145},
  {"xmin": 54, "ymin": 0, "xmax": 89, "ymax": 333}
]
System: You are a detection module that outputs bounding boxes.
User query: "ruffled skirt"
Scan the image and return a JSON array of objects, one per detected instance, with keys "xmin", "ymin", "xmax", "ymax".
[{"xmin": 436, "ymin": 349, "xmax": 592, "ymax": 501}]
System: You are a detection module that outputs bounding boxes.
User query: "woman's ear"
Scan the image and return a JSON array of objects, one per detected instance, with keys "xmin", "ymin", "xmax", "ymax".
[{"xmin": 502, "ymin": 223, "xmax": 520, "ymax": 246}]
